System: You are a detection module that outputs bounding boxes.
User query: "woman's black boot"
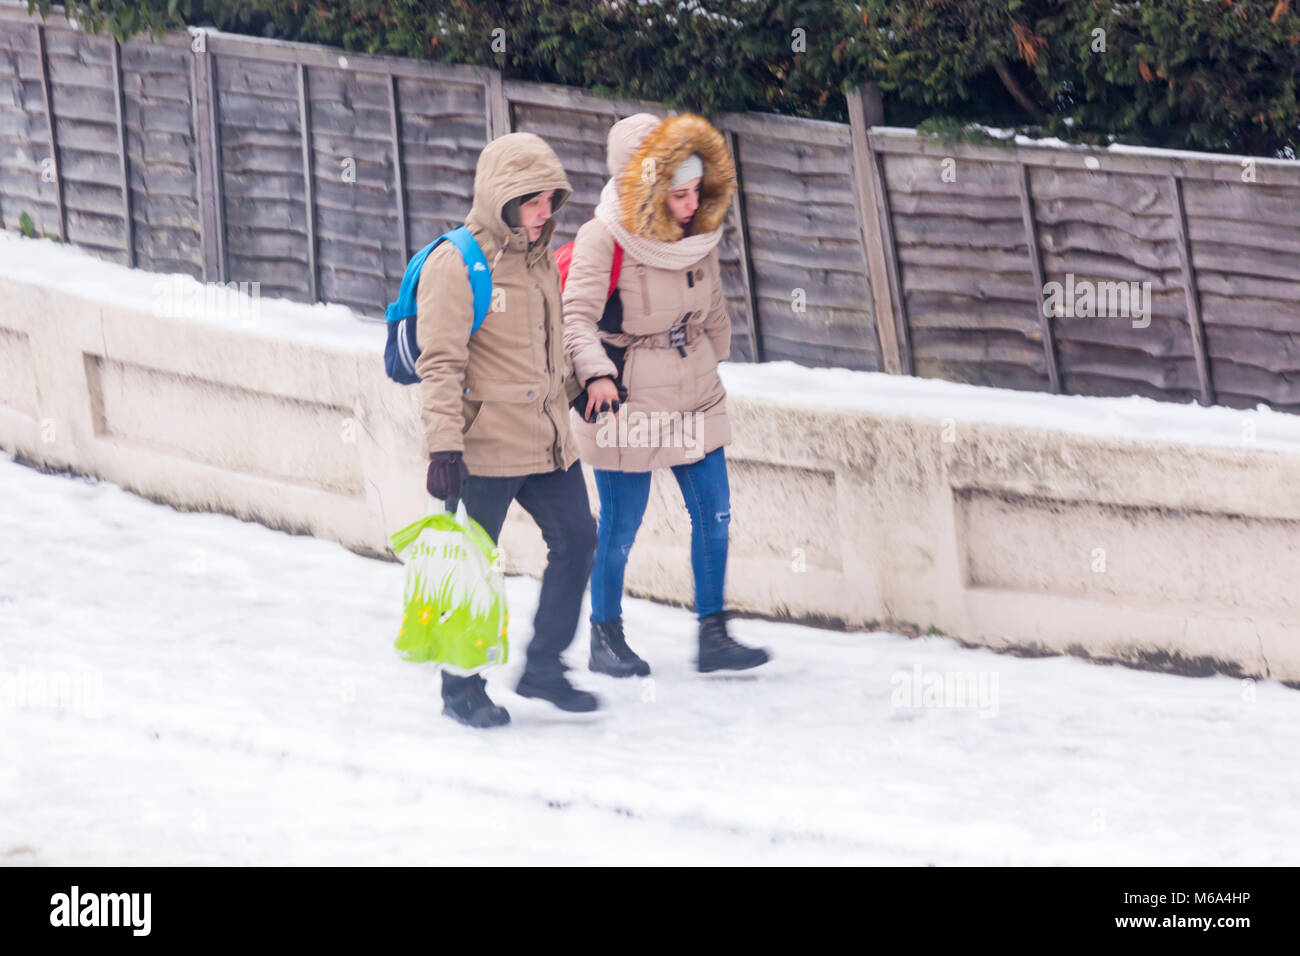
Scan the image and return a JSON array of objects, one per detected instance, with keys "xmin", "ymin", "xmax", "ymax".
[
  {"xmin": 696, "ymin": 611, "xmax": 770, "ymax": 673},
  {"xmin": 589, "ymin": 618, "xmax": 651, "ymax": 677}
]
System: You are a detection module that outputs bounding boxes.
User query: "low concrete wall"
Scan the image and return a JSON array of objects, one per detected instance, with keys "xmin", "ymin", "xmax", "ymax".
[{"xmin": 5, "ymin": 271, "xmax": 1300, "ymax": 682}]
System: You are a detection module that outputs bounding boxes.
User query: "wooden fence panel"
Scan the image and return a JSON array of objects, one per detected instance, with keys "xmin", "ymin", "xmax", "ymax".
[
  {"xmin": 42, "ymin": 27, "xmax": 128, "ymax": 261},
  {"xmin": 394, "ymin": 75, "xmax": 486, "ymax": 253},
  {"xmin": 882, "ymin": 151, "xmax": 1045, "ymax": 389},
  {"xmin": 120, "ymin": 40, "xmax": 201, "ymax": 278},
  {"xmin": 1182, "ymin": 178, "xmax": 1300, "ymax": 413},
  {"xmin": 215, "ymin": 53, "xmax": 311, "ymax": 302},
  {"xmin": 508, "ymin": 97, "xmax": 612, "ymax": 248},
  {"xmin": 715, "ymin": 129, "xmax": 758, "ymax": 363},
  {"xmin": 306, "ymin": 65, "xmax": 403, "ymax": 317},
  {"xmin": 727, "ymin": 117, "xmax": 879, "ymax": 371},
  {"xmin": 0, "ymin": 20, "xmax": 58, "ymax": 236},
  {"xmin": 1030, "ymin": 167, "xmax": 1201, "ymax": 403}
]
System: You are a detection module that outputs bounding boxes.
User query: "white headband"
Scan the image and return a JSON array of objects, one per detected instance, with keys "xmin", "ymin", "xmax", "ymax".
[{"xmin": 670, "ymin": 153, "xmax": 703, "ymax": 189}]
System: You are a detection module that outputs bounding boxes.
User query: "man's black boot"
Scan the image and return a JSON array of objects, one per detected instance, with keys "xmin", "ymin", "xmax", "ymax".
[
  {"xmin": 589, "ymin": 618, "xmax": 651, "ymax": 678},
  {"xmin": 696, "ymin": 611, "xmax": 771, "ymax": 673},
  {"xmin": 442, "ymin": 674, "xmax": 511, "ymax": 728},
  {"xmin": 516, "ymin": 663, "xmax": 600, "ymax": 712}
]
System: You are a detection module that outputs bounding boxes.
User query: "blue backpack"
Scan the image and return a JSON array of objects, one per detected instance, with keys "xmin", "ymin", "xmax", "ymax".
[{"xmin": 384, "ymin": 226, "xmax": 492, "ymax": 385}]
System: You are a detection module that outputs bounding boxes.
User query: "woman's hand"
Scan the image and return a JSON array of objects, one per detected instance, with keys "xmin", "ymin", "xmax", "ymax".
[{"xmin": 584, "ymin": 376, "xmax": 622, "ymax": 421}]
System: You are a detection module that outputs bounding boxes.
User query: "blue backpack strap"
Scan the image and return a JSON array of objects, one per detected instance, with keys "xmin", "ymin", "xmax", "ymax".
[
  {"xmin": 440, "ymin": 225, "xmax": 492, "ymax": 333},
  {"xmin": 384, "ymin": 225, "xmax": 491, "ymax": 329},
  {"xmin": 383, "ymin": 226, "xmax": 493, "ymax": 385}
]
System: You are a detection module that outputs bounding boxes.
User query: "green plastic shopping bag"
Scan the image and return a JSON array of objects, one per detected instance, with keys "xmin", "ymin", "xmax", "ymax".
[{"xmin": 389, "ymin": 497, "xmax": 508, "ymax": 674}]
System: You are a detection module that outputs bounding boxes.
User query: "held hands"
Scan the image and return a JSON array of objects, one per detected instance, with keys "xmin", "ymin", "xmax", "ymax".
[
  {"xmin": 585, "ymin": 377, "xmax": 621, "ymax": 420},
  {"xmin": 577, "ymin": 376, "xmax": 628, "ymax": 424}
]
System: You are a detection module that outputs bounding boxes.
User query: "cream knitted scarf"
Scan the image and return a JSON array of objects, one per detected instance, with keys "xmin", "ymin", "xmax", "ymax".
[{"xmin": 592, "ymin": 179, "xmax": 723, "ymax": 270}]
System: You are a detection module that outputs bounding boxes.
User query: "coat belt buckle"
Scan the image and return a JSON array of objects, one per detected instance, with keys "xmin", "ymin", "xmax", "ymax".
[{"xmin": 668, "ymin": 316, "xmax": 688, "ymax": 355}]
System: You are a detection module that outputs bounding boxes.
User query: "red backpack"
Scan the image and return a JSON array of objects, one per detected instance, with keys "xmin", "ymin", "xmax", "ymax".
[
  {"xmin": 555, "ymin": 232, "xmax": 623, "ymax": 299},
  {"xmin": 556, "ymin": 230, "xmax": 629, "ymax": 416}
]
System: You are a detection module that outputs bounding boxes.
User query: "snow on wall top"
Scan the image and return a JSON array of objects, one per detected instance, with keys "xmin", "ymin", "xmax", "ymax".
[
  {"xmin": 718, "ymin": 363, "xmax": 1300, "ymax": 455},
  {"xmin": 0, "ymin": 231, "xmax": 383, "ymax": 354},
  {"xmin": 5, "ymin": 230, "xmax": 1300, "ymax": 456}
]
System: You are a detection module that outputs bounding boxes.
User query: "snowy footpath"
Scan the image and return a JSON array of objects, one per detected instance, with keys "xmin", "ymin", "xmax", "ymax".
[{"xmin": 2, "ymin": 451, "xmax": 1299, "ymax": 866}]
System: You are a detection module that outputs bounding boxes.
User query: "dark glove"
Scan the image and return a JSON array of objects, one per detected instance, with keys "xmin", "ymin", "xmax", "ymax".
[
  {"xmin": 426, "ymin": 450, "xmax": 463, "ymax": 501},
  {"xmin": 570, "ymin": 376, "xmax": 629, "ymax": 424}
]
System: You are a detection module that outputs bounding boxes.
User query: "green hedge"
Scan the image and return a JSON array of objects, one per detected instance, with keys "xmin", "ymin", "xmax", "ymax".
[{"xmin": 26, "ymin": 1, "xmax": 1300, "ymax": 157}]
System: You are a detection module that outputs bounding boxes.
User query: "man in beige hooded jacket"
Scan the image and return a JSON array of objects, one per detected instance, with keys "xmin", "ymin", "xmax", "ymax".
[{"xmin": 415, "ymin": 132, "xmax": 599, "ymax": 728}]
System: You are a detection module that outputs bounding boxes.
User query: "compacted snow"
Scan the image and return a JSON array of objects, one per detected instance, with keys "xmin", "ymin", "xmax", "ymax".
[{"xmin": 3, "ymin": 451, "xmax": 1299, "ymax": 865}]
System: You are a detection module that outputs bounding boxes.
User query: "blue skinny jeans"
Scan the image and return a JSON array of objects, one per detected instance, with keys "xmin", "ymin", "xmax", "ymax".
[{"xmin": 589, "ymin": 446, "xmax": 730, "ymax": 622}]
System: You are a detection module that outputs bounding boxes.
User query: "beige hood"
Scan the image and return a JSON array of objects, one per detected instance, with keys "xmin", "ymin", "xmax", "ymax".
[
  {"xmin": 602, "ymin": 113, "xmax": 736, "ymax": 242},
  {"xmin": 466, "ymin": 132, "xmax": 573, "ymax": 252},
  {"xmin": 606, "ymin": 113, "xmax": 660, "ymax": 180},
  {"xmin": 617, "ymin": 113, "xmax": 736, "ymax": 242}
]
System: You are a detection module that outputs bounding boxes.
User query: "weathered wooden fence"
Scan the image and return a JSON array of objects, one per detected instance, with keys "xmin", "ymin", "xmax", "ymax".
[
  {"xmin": 869, "ymin": 130, "xmax": 1300, "ymax": 411},
  {"xmin": 4, "ymin": 4, "xmax": 1299, "ymax": 411}
]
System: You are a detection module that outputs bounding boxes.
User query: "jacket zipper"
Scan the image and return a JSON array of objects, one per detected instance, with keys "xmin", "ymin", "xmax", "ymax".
[{"xmin": 535, "ymin": 260, "xmax": 562, "ymax": 467}]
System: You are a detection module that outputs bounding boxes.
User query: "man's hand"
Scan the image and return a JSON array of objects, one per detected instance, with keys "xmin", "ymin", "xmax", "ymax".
[{"xmin": 427, "ymin": 450, "xmax": 464, "ymax": 501}]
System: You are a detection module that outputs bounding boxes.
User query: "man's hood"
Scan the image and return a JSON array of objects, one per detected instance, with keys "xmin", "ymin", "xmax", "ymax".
[{"xmin": 467, "ymin": 132, "xmax": 573, "ymax": 251}]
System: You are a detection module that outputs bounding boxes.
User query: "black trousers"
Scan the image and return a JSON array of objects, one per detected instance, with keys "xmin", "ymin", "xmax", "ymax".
[{"xmin": 442, "ymin": 460, "xmax": 597, "ymax": 696}]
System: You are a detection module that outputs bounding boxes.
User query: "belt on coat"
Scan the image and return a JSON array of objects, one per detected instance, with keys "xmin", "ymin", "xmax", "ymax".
[{"xmin": 624, "ymin": 315, "xmax": 705, "ymax": 352}]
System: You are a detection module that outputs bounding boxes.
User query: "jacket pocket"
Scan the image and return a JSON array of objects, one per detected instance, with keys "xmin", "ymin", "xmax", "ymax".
[
  {"xmin": 637, "ymin": 264, "xmax": 650, "ymax": 318},
  {"xmin": 465, "ymin": 382, "xmax": 540, "ymax": 403},
  {"xmin": 695, "ymin": 331, "xmax": 717, "ymax": 366},
  {"xmin": 461, "ymin": 381, "xmax": 539, "ymax": 449},
  {"xmin": 461, "ymin": 397, "xmax": 485, "ymax": 439},
  {"xmin": 689, "ymin": 339, "xmax": 726, "ymax": 411}
]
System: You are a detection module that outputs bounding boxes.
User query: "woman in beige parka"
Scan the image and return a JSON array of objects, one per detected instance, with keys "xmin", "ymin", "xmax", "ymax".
[{"xmin": 562, "ymin": 113, "xmax": 771, "ymax": 677}]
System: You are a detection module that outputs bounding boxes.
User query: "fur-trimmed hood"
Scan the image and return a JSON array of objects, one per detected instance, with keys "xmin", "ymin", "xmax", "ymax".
[{"xmin": 612, "ymin": 113, "xmax": 737, "ymax": 242}]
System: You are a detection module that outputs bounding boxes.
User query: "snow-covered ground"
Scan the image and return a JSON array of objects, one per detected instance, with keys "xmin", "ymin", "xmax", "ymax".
[{"xmin": 3, "ymin": 450, "xmax": 1299, "ymax": 865}]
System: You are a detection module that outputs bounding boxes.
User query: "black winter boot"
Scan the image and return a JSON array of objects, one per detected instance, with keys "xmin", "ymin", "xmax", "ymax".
[
  {"xmin": 589, "ymin": 618, "xmax": 651, "ymax": 678},
  {"xmin": 697, "ymin": 611, "xmax": 770, "ymax": 673},
  {"xmin": 516, "ymin": 664, "xmax": 600, "ymax": 712},
  {"xmin": 442, "ymin": 674, "xmax": 510, "ymax": 728}
]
